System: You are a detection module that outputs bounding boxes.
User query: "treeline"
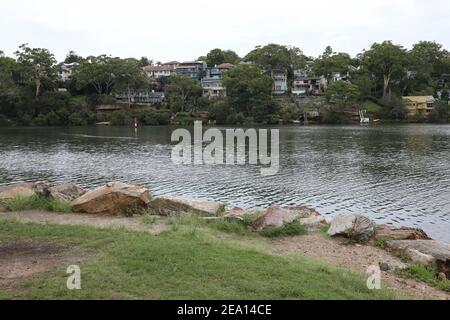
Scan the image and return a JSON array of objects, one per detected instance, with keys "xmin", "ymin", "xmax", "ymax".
[{"xmin": 1, "ymin": 41, "xmax": 450, "ymax": 126}]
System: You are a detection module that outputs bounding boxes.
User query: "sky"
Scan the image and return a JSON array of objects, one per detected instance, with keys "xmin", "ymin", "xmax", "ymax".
[{"xmin": 1, "ymin": 0, "xmax": 449, "ymax": 62}]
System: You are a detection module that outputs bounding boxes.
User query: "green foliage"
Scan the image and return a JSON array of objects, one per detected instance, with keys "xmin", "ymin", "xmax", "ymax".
[
  {"xmin": 313, "ymin": 46, "xmax": 354, "ymax": 80},
  {"xmin": 428, "ymin": 101, "xmax": 449, "ymax": 123},
  {"xmin": 396, "ymin": 263, "xmax": 450, "ymax": 292},
  {"xmin": 143, "ymin": 214, "xmax": 157, "ymax": 225},
  {"xmin": 200, "ymin": 48, "xmax": 240, "ymax": 66},
  {"xmin": 165, "ymin": 75, "xmax": 202, "ymax": 112},
  {"xmin": 325, "ymin": 80, "xmax": 361, "ymax": 107},
  {"xmin": 3, "ymin": 195, "xmax": 72, "ymax": 213},
  {"xmin": 259, "ymin": 221, "xmax": 308, "ymax": 238}
]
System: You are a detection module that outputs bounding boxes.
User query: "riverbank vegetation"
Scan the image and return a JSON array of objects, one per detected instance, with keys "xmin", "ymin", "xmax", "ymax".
[
  {"xmin": 0, "ymin": 219, "xmax": 399, "ymax": 300},
  {"xmin": 1, "ymin": 41, "xmax": 449, "ymax": 126}
]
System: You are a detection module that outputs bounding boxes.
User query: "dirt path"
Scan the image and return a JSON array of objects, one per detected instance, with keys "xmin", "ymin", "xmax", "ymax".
[
  {"xmin": 0, "ymin": 210, "xmax": 169, "ymax": 235},
  {"xmin": 271, "ymin": 234, "xmax": 449, "ymax": 300}
]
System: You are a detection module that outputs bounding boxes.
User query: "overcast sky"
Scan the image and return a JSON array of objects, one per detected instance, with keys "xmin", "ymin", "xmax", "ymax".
[{"xmin": 1, "ymin": 0, "xmax": 449, "ymax": 62}]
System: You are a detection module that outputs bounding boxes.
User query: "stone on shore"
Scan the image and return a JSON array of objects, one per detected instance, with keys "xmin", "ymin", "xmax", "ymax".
[
  {"xmin": 374, "ymin": 225, "xmax": 431, "ymax": 241},
  {"xmin": 148, "ymin": 197, "xmax": 223, "ymax": 216},
  {"xmin": 299, "ymin": 215, "xmax": 328, "ymax": 231},
  {"xmin": 71, "ymin": 182, "xmax": 150, "ymax": 215},
  {"xmin": 0, "ymin": 182, "xmax": 36, "ymax": 200},
  {"xmin": 328, "ymin": 215, "xmax": 375, "ymax": 241},
  {"xmin": 251, "ymin": 206, "xmax": 299, "ymax": 231},
  {"xmin": 386, "ymin": 240, "xmax": 450, "ymax": 278},
  {"xmin": 284, "ymin": 206, "xmax": 321, "ymax": 218},
  {"xmin": 223, "ymin": 208, "xmax": 250, "ymax": 218},
  {"xmin": 34, "ymin": 182, "xmax": 85, "ymax": 202}
]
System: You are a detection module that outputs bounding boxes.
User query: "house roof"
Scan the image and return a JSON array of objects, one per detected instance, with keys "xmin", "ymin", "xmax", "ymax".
[
  {"xmin": 162, "ymin": 61, "xmax": 180, "ymax": 65},
  {"xmin": 402, "ymin": 96, "xmax": 435, "ymax": 103},
  {"xmin": 217, "ymin": 63, "xmax": 234, "ymax": 69}
]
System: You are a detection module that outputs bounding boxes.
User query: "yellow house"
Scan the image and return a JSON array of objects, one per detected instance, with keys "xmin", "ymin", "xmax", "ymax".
[{"xmin": 402, "ymin": 96, "xmax": 435, "ymax": 117}]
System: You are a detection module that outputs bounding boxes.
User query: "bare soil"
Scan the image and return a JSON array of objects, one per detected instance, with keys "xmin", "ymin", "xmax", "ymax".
[
  {"xmin": 0, "ymin": 210, "xmax": 169, "ymax": 235},
  {"xmin": 271, "ymin": 234, "xmax": 450, "ymax": 300},
  {"xmin": 0, "ymin": 240, "xmax": 85, "ymax": 294}
]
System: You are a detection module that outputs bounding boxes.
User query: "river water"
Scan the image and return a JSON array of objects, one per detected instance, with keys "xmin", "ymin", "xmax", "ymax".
[{"xmin": 0, "ymin": 125, "xmax": 449, "ymax": 241}]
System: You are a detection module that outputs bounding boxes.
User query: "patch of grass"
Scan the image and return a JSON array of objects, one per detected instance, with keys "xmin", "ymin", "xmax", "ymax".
[
  {"xmin": 0, "ymin": 220, "xmax": 399, "ymax": 300},
  {"xmin": 363, "ymin": 100, "xmax": 383, "ymax": 113},
  {"xmin": 143, "ymin": 214, "xmax": 157, "ymax": 225},
  {"xmin": 260, "ymin": 221, "xmax": 308, "ymax": 238},
  {"xmin": 208, "ymin": 219, "xmax": 252, "ymax": 236},
  {"xmin": 3, "ymin": 195, "xmax": 72, "ymax": 213},
  {"xmin": 396, "ymin": 263, "xmax": 450, "ymax": 293}
]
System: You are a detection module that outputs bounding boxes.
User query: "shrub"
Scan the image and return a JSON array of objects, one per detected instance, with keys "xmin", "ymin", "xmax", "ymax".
[{"xmin": 4, "ymin": 195, "xmax": 72, "ymax": 213}]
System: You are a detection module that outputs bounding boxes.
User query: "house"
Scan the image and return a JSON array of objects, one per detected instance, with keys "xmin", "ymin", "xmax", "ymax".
[
  {"xmin": 292, "ymin": 76, "xmax": 328, "ymax": 96},
  {"xmin": 175, "ymin": 61, "xmax": 207, "ymax": 80},
  {"xmin": 271, "ymin": 69, "xmax": 288, "ymax": 95},
  {"xmin": 115, "ymin": 90, "xmax": 165, "ymax": 104},
  {"xmin": 330, "ymin": 72, "xmax": 349, "ymax": 83},
  {"xmin": 201, "ymin": 63, "xmax": 233, "ymax": 99},
  {"xmin": 59, "ymin": 63, "xmax": 78, "ymax": 82},
  {"xmin": 402, "ymin": 96, "xmax": 435, "ymax": 117},
  {"xmin": 143, "ymin": 61, "xmax": 179, "ymax": 79}
]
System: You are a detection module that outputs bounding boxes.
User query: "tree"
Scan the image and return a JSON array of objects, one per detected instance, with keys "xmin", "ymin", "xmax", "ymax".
[
  {"xmin": 245, "ymin": 44, "xmax": 293, "ymax": 70},
  {"xmin": 64, "ymin": 51, "xmax": 84, "ymax": 64},
  {"xmin": 14, "ymin": 44, "xmax": 57, "ymax": 98},
  {"xmin": 72, "ymin": 55, "xmax": 118, "ymax": 95},
  {"xmin": 165, "ymin": 75, "xmax": 202, "ymax": 112},
  {"xmin": 410, "ymin": 41, "xmax": 449, "ymax": 78},
  {"xmin": 325, "ymin": 80, "xmax": 360, "ymax": 108},
  {"xmin": 139, "ymin": 56, "xmax": 153, "ymax": 67},
  {"xmin": 313, "ymin": 46, "xmax": 353, "ymax": 80},
  {"xmin": 199, "ymin": 48, "xmax": 240, "ymax": 66},
  {"xmin": 222, "ymin": 64, "xmax": 277, "ymax": 122},
  {"xmin": 114, "ymin": 58, "xmax": 148, "ymax": 107},
  {"xmin": 360, "ymin": 41, "xmax": 409, "ymax": 99}
]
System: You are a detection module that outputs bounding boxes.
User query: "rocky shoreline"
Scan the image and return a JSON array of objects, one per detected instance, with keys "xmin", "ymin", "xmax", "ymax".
[{"xmin": 0, "ymin": 180, "xmax": 449, "ymax": 281}]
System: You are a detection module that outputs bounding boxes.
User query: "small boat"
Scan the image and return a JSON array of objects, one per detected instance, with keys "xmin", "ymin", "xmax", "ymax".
[{"xmin": 96, "ymin": 122, "xmax": 112, "ymax": 126}]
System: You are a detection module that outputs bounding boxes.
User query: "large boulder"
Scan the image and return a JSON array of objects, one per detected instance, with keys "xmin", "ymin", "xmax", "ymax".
[
  {"xmin": 148, "ymin": 197, "xmax": 224, "ymax": 216},
  {"xmin": 251, "ymin": 206, "xmax": 299, "ymax": 231},
  {"xmin": 34, "ymin": 182, "xmax": 85, "ymax": 202},
  {"xmin": 328, "ymin": 214, "xmax": 375, "ymax": 241},
  {"xmin": 71, "ymin": 182, "xmax": 150, "ymax": 215},
  {"xmin": 386, "ymin": 240, "xmax": 450, "ymax": 279},
  {"xmin": 0, "ymin": 182, "xmax": 36, "ymax": 200},
  {"xmin": 374, "ymin": 225, "xmax": 431, "ymax": 241}
]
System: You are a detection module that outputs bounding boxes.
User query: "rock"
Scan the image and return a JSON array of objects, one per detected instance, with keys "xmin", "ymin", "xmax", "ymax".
[
  {"xmin": 33, "ymin": 182, "xmax": 85, "ymax": 202},
  {"xmin": 0, "ymin": 182, "xmax": 36, "ymax": 200},
  {"xmin": 47, "ymin": 183, "xmax": 85, "ymax": 202},
  {"xmin": 223, "ymin": 207, "xmax": 250, "ymax": 218},
  {"xmin": 72, "ymin": 182, "xmax": 150, "ymax": 215},
  {"xmin": 406, "ymin": 249, "xmax": 436, "ymax": 266},
  {"xmin": 379, "ymin": 262, "xmax": 391, "ymax": 272},
  {"xmin": 328, "ymin": 215, "xmax": 375, "ymax": 241},
  {"xmin": 386, "ymin": 240, "xmax": 450, "ymax": 278},
  {"xmin": 438, "ymin": 273, "xmax": 447, "ymax": 282},
  {"xmin": 284, "ymin": 206, "xmax": 321, "ymax": 218},
  {"xmin": 148, "ymin": 197, "xmax": 223, "ymax": 216},
  {"xmin": 251, "ymin": 205, "xmax": 299, "ymax": 231},
  {"xmin": 299, "ymin": 215, "xmax": 328, "ymax": 231},
  {"xmin": 374, "ymin": 225, "xmax": 431, "ymax": 241}
]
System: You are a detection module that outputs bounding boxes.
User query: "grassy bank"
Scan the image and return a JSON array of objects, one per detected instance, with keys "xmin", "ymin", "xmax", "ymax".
[
  {"xmin": 0, "ymin": 217, "xmax": 400, "ymax": 300},
  {"xmin": 1, "ymin": 195, "xmax": 72, "ymax": 213}
]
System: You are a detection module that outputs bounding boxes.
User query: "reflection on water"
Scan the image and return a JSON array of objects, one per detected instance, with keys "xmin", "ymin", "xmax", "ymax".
[{"xmin": 0, "ymin": 125, "xmax": 449, "ymax": 241}]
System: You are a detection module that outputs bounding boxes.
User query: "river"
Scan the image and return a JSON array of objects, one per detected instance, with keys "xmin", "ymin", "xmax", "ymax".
[{"xmin": 1, "ymin": 124, "xmax": 449, "ymax": 241}]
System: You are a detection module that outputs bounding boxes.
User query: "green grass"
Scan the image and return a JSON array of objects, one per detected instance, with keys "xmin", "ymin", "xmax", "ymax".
[
  {"xmin": 363, "ymin": 100, "xmax": 383, "ymax": 113},
  {"xmin": 396, "ymin": 263, "xmax": 450, "ymax": 293},
  {"xmin": 143, "ymin": 214, "xmax": 157, "ymax": 225},
  {"xmin": 0, "ymin": 220, "xmax": 399, "ymax": 300},
  {"xmin": 2, "ymin": 195, "xmax": 72, "ymax": 213},
  {"xmin": 259, "ymin": 221, "xmax": 308, "ymax": 238}
]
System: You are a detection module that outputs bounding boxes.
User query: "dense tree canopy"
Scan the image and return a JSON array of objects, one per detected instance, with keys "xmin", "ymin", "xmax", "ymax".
[{"xmin": 198, "ymin": 48, "xmax": 240, "ymax": 66}]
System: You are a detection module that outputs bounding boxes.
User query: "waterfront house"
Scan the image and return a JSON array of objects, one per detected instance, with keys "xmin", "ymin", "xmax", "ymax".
[
  {"xmin": 402, "ymin": 96, "xmax": 435, "ymax": 117},
  {"xmin": 201, "ymin": 63, "xmax": 233, "ymax": 99},
  {"xmin": 59, "ymin": 63, "xmax": 78, "ymax": 82},
  {"xmin": 143, "ymin": 61, "xmax": 179, "ymax": 79},
  {"xmin": 330, "ymin": 72, "xmax": 349, "ymax": 83},
  {"xmin": 292, "ymin": 76, "xmax": 328, "ymax": 96},
  {"xmin": 115, "ymin": 90, "xmax": 165, "ymax": 104},
  {"xmin": 175, "ymin": 61, "xmax": 207, "ymax": 80},
  {"xmin": 271, "ymin": 69, "xmax": 288, "ymax": 95}
]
